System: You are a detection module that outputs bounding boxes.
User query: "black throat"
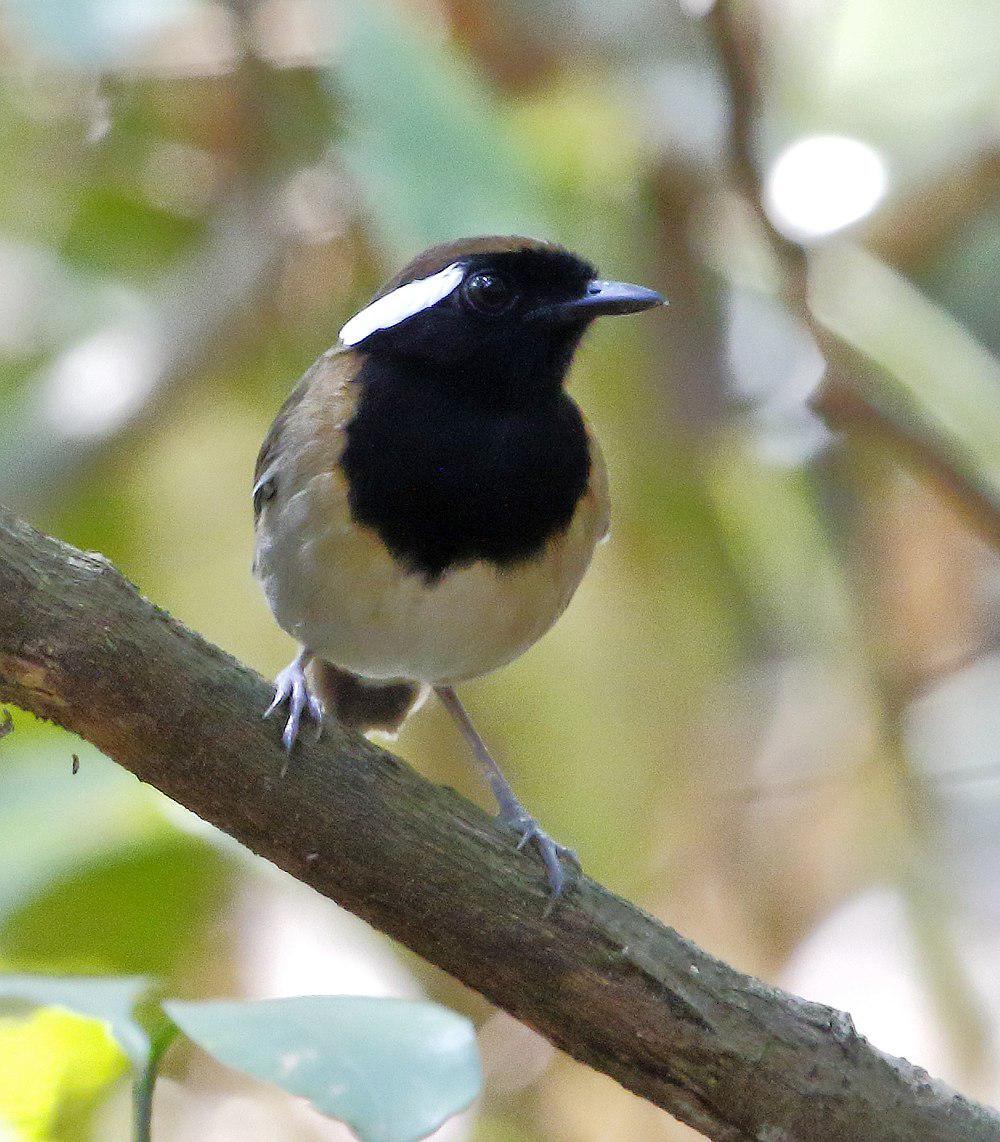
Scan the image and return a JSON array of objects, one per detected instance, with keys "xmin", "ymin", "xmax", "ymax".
[{"xmin": 340, "ymin": 355, "xmax": 591, "ymax": 582}]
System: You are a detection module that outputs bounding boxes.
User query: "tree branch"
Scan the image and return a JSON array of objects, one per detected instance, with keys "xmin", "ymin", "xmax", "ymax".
[{"xmin": 1, "ymin": 507, "xmax": 998, "ymax": 1141}]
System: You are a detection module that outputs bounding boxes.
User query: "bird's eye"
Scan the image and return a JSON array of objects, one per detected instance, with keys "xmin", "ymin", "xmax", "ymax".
[{"xmin": 462, "ymin": 271, "xmax": 516, "ymax": 315}]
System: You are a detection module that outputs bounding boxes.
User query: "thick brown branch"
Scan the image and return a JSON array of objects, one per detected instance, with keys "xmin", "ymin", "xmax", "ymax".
[{"xmin": 1, "ymin": 507, "xmax": 997, "ymax": 1141}]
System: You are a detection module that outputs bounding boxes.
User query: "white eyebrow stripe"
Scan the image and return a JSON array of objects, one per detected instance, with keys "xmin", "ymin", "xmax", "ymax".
[{"xmin": 338, "ymin": 262, "xmax": 465, "ymax": 347}]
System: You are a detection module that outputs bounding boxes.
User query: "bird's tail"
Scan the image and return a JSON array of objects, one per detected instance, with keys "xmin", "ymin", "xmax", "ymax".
[{"xmin": 306, "ymin": 659, "xmax": 424, "ymax": 735}]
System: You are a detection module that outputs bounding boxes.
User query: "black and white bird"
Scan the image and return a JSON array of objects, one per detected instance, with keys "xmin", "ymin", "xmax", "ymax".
[{"xmin": 253, "ymin": 236, "xmax": 664, "ymax": 895}]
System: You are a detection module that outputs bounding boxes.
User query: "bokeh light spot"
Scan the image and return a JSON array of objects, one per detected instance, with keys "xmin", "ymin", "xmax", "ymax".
[{"xmin": 764, "ymin": 134, "xmax": 888, "ymax": 241}]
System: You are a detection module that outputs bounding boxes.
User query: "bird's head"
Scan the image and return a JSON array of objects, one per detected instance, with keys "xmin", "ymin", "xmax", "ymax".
[{"xmin": 338, "ymin": 236, "xmax": 665, "ymax": 406}]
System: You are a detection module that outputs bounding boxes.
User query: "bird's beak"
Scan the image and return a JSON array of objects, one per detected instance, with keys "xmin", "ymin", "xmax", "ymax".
[{"xmin": 540, "ymin": 279, "xmax": 667, "ymax": 323}]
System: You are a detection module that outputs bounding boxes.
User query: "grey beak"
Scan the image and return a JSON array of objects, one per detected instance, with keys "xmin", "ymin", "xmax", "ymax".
[{"xmin": 543, "ymin": 279, "xmax": 667, "ymax": 322}]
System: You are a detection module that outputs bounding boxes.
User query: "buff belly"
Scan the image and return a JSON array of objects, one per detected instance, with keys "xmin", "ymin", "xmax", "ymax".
[{"xmin": 255, "ymin": 469, "xmax": 599, "ymax": 685}]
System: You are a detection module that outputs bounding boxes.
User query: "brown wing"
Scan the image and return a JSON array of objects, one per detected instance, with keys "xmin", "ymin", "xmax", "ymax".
[
  {"xmin": 252, "ymin": 349, "xmax": 359, "ymax": 524},
  {"xmin": 253, "ymin": 383, "xmax": 307, "ymax": 521}
]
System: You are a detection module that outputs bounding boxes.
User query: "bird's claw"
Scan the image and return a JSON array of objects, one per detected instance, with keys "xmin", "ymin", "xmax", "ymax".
[
  {"xmin": 265, "ymin": 658, "xmax": 324, "ymax": 752},
  {"xmin": 501, "ymin": 811, "xmax": 579, "ymax": 900}
]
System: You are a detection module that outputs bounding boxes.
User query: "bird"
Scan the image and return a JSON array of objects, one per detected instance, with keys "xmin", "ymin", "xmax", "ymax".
[{"xmin": 253, "ymin": 236, "xmax": 664, "ymax": 896}]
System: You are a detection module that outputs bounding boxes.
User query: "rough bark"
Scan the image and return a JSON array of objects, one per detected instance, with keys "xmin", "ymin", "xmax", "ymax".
[{"xmin": 1, "ymin": 506, "xmax": 997, "ymax": 1142}]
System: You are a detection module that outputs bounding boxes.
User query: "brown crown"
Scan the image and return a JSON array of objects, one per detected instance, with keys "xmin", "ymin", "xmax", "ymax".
[{"xmin": 374, "ymin": 235, "xmax": 565, "ymax": 299}]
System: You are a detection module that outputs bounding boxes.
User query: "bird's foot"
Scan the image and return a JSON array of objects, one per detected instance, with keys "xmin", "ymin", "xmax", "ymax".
[
  {"xmin": 500, "ymin": 809, "xmax": 579, "ymax": 900},
  {"xmin": 265, "ymin": 656, "xmax": 324, "ymax": 752}
]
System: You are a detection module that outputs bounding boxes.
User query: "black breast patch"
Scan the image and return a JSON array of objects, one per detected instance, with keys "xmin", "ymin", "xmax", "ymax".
[{"xmin": 340, "ymin": 363, "xmax": 591, "ymax": 581}]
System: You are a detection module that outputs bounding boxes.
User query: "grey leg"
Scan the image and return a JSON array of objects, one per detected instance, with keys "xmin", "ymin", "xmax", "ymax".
[
  {"xmin": 435, "ymin": 685, "xmax": 577, "ymax": 897},
  {"xmin": 265, "ymin": 649, "xmax": 324, "ymax": 752}
]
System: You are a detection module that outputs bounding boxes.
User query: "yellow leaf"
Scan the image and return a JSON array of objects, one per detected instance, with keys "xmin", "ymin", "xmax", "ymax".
[{"xmin": 0, "ymin": 1008, "xmax": 128, "ymax": 1140}]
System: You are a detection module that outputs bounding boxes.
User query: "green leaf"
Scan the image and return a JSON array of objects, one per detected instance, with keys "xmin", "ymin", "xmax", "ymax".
[
  {"xmin": 165, "ymin": 996, "xmax": 482, "ymax": 1142},
  {"xmin": 332, "ymin": 6, "xmax": 551, "ymax": 251},
  {"xmin": 61, "ymin": 186, "xmax": 204, "ymax": 279},
  {"xmin": 1, "ymin": 834, "xmax": 232, "ymax": 978}
]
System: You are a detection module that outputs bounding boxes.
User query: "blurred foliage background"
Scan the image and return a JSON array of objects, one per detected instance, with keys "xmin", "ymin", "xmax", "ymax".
[{"xmin": 0, "ymin": 0, "xmax": 999, "ymax": 1137}]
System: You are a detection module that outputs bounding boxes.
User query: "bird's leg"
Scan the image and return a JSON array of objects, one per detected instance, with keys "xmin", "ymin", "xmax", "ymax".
[
  {"xmin": 265, "ymin": 649, "xmax": 324, "ymax": 752},
  {"xmin": 434, "ymin": 686, "xmax": 577, "ymax": 898}
]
